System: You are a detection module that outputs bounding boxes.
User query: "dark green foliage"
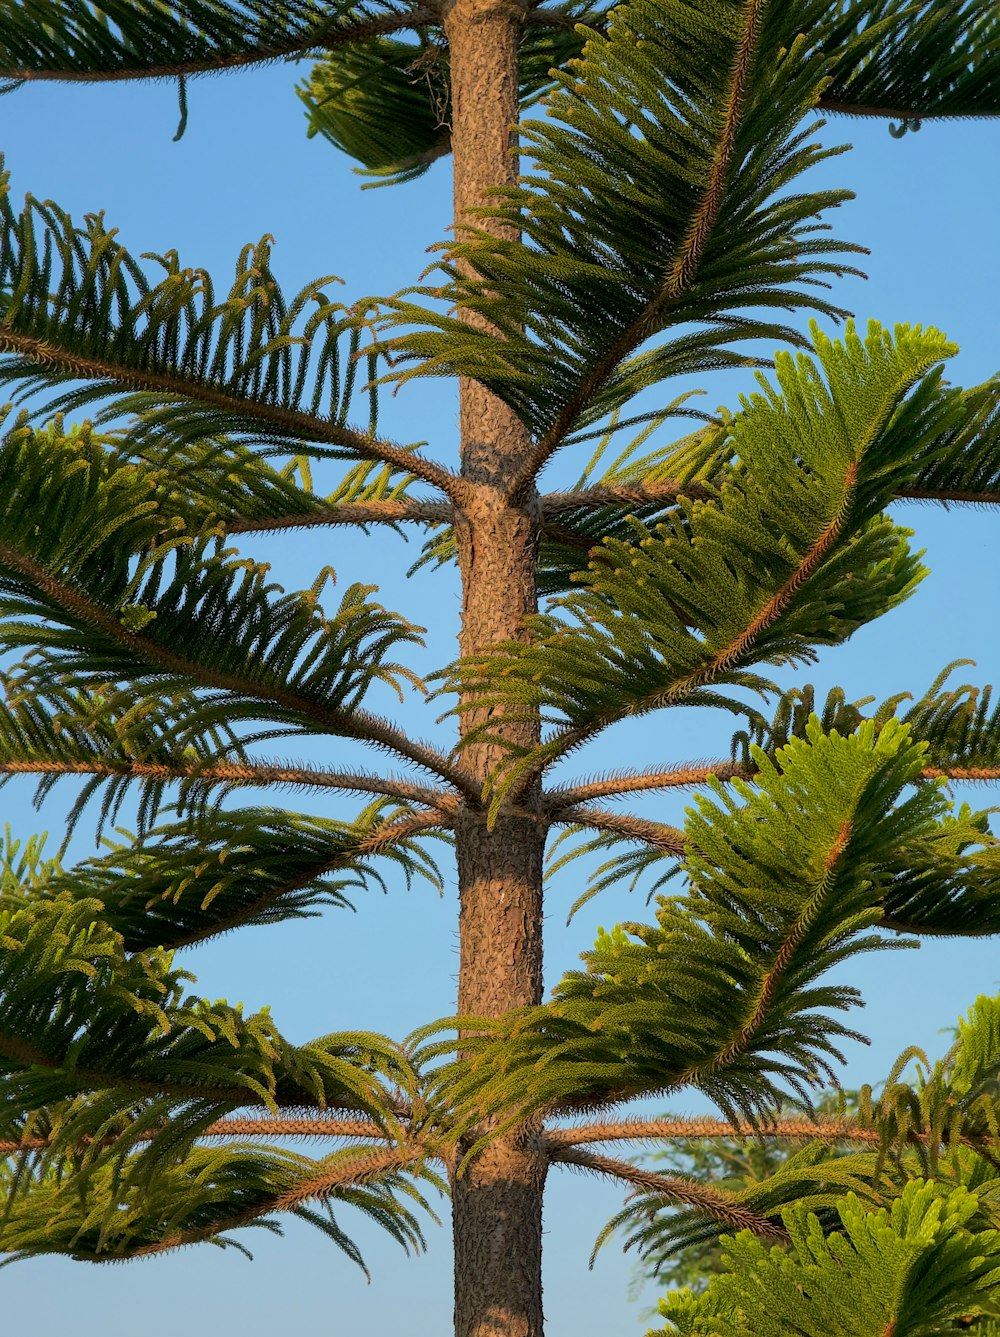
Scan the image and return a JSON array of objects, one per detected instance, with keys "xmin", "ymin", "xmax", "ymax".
[
  {"xmin": 40, "ymin": 803, "xmax": 442, "ymax": 951},
  {"xmin": 0, "ymin": 416, "xmax": 425, "ymax": 737},
  {"xmin": 444, "ymin": 322, "xmax": 950, "ymax": 813},
  {"xmin": 655, "ymin": 1179, "xmax": 1000, "ymax": 1335},
  {"xmin": 0, "ymin": 1142, "xmax": 438, "ymax": 1271},
  {"xmin": 298, "ymin": 10, "xmax": 603, "ymax": 185},
  {"xmin": 0, "ymin": 897, "xmax": 415, "ymax": 1167},
  {"xmin": 421, "ymin": 719, "xmax": 1000, "ymax": 1141},
  {"xmin": 613, "ymin": 995, "xmax": 1000, "ymax": 1301},
  {"xmin": 0, "ymin": 175, "xmax": 388, "ymax": 451},
  {"xmin": 0, "ymin": 0, "xmax": 405, "ymax": 80},
  {"xmin": 813, "ymin": 0, "xmax": 1000, "ymax": 122},
  {"xmin": 386, "ymin": 0, "xmax": 864, "ymax": 442}
]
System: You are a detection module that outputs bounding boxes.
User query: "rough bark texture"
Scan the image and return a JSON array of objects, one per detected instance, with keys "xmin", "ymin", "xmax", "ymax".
[{"xmin": 443, "ymin": 2, "xmax": 548, "ymax": 1334}]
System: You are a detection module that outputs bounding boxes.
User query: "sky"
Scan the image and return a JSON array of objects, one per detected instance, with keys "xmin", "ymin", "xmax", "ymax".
[{"xmin": 0, "ymin": 40, "xmax": 999, "ymax": 1337}]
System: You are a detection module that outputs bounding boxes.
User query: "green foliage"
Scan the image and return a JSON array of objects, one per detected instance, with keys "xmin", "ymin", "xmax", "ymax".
[
  {"xmin": 0, "ymin": 171, "xmax": 388, "ymax": 450},
  {"xmin": 654, "ymin": 1179, "xmax": 1000, "ymax": 1336},
  {"xmin": 610, "ymin": 1094, "xmax": 858, "ymax": 1297},
  {"xmin": 298, "ymin": 11, "xmax": 604, "ymax": 186},
  {"xmin": 857, "ymin": 994, "xmax": 1000, "ymax": 1182},
  {"xmin": 0, "ymin": 0, "xmax": 403, "ymax": 80},
  {"xmin": 0, "ymin": 0, "xmax": 998, "ymax": 1296},
  {"xmin": 386, "ymin": 0, "xmax": 863, "ymax": 441},
  {"xmin": 0, "ymin": 416, "xmax": 425, "ymax": 739},
  {"xmin": 37, "ymin": 803, "xmax": 443, "ymax": 951},
  {"xmin": 812, "ymin": 0, "xmax": 1000, "ymax": 122},
  {"xmin": 536, "ymin": 375, "xmax": 1000, "ymax": 594},
  {"xmin": 444, "ymin": 322, "xmax": 951, "ymax": 814},
  {"xmin": 0, "ymin": 1142, "xmax": 438, "ymax": 1271},
  {"xmin": 420, "ymin": 718, "xmax": 1000, "ymax": 1141},
  {"xmin": 612, "ymin": 995, "xmax": 1000, "ymax": 1304},
  {"xmin": 0, "ymin": 896, "xmax": 414, "ymax": 1170}
]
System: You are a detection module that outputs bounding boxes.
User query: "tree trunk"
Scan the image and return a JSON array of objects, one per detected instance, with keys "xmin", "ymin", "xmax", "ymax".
[{"xmin": 443, "ymin": 3, "xmax": 548, "ymax": 1335}]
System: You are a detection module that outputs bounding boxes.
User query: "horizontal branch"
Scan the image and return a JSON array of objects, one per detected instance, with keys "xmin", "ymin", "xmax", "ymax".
[
  {"xmin": 553, "ymin": 804, "xmax": 686, "ymax": 853},
  {"xmin": 0, "ymin": 9, "xmax": 440, "ymax": 84},
  {"xmin": 548, "ymin": 1145, "xmax": 788, "ymax": 1241},
  {"xmin": 895, "ymin": 487, "xmax": 1000, "ymax": 506},
  {"xmin": 0, "ymin": 1031, "xmax": 260, "ymax": 1105},
  {"xmin": 546, "ymin": 761, "xmax": 1000, "ymax": 816},
  {"xmin": 224, "ymin": 499, "xmax": 453, "ymax": 535},
  {"xmin": 546, "ymin": 1115, "xmax": 1000, "ymax": 1163},
  {"xmin": 541, "ymin": 481, "xmax": 712, "ymax": 515},
  {"xmin": 542, "ymin": 480, "xmax": 1000, "ymax": 520},
  {"xmin": 878, "ymin": 916, "xmax": 1000, "ymax": 939},
  {"xmin": 544, "ymin": 764, "xmax": 745, "ymax": 811},
  {"xmin": 0, "ymin": 1116, "xmax": 396, "ymax": 1155},
  {"xmin": 0, "ymin": 758, "xmax": 458, "ymax": 812},
  {"xmin": 0, "ymin": 331, "xmax": 464, "ymax": 502},
  {"xmin": 546, "ymin": 1117, "xmax": 882, "ymax": 1149}
]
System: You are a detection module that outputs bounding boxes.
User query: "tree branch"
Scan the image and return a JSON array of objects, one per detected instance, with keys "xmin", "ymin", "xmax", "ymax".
[
  {"xmin": 552, "ymin": 804, "xmax": 686, "ymax": 853},
  {"xmin": 0, "ymin": 1116, "xmax": 397, "ymax": 1154},
  {"xmin": 548, "ymin": 1145, "xmax": 788, "ymax": 1240},
  {"xmin": 523, "ymin": 6, "xmax": 593, "ymax": 32},
  {"xmin": 510, "ymin": 0, "xmax": 767, "ymax": 495},
  {"xmin": 878, "ymin": 916, "xmax": 1000, "ymax": 939},
  {"xmin": 544, "ymin": 764, "xmax": 745, "ymax": 811},
  {"xmin": 541, "ymin": 481, "xmax": 713, "ymax": 514},
  {"xmin": 0, "ymin": 758, "xmax": 458, "ymax": 812},
  {"xmin": 541, "ymin": 481, "xmax": 1000, "ymax": 518},
  {"xmin": 0, "ymin": 536, "xmax": 477, "ymax": 796},
  {"xmin": 546, "ymin": 1115, "xmax": 1000, "ymax": 1162},
  {"xmin": 130, "ymin": 1142, "xmax": 426, "ymax": 1256},
  {"xmin": 0, "ymin": 9, "xmax": 441, "ymax": 84},
  {"xmin": 545, "ymin": 1117, "xmax": 882, "ymax": 1149},
  {"xmin": 223, "ymin": 499, "xmax": 454, "ymax": 535},
  {"xmin": 895, "ymin": 487, "xmax": 1000, "ymax": 506},
  {"xmin": 546, "ymin": 762, "xmax": 1000, "ymax": 816},
  {"xmin": 817, "ymin": 101, "xmax": 1000, "ymax": 122},
  {"xmin": 0, "ymin": 331, "xmax": 465, "ymax": 503},
  {"xmin": 167, "ymin": 806, "xmax": 450, "ymax": 948}
]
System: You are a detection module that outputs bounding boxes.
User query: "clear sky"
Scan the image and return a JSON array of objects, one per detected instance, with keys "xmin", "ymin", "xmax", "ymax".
[{"xmin": 1, "ymin": 45, "xmax": 998, "ymax": 1337}]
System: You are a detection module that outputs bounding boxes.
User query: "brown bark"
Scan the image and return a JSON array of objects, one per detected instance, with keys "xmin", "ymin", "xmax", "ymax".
[{"xmin": 443, "ymin": 2, "xmax": 548, "ymax": 1334}]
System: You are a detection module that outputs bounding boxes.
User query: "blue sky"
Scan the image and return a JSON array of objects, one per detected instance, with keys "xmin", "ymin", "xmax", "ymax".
[{"xmin": 1, "ymin": 48, "xmax": 999, "ymax": 1337}]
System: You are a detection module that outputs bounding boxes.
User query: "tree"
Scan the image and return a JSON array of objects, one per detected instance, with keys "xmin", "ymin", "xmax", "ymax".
[{"xmin": 0, "ymin": 3, "xmax": 998, "ymax": 1337}]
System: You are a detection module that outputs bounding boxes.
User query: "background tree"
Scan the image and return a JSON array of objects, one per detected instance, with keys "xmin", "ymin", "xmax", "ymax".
[{"xmin": 0, "ymin": 4, "xmax": 999, "ymax": 1337}]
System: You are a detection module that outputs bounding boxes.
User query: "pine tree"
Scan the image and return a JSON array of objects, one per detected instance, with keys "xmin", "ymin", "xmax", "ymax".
[{"xmin": 0, "ymin": 3, "xmax": 999, "ymax": 1336}]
